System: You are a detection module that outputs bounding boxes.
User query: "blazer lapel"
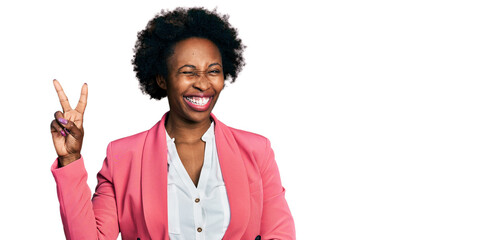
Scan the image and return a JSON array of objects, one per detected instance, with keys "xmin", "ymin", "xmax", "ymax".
[
  {"xmin": 211, "ymin": 114, "xmax": 251, "ymax": 239},
  {"xmin": 140, "ymin": 112, "xmax": 250, "ymax": 239},
  {"xmin": 141, "ymin": 113, "xmax": 169, "ymax": 239}
]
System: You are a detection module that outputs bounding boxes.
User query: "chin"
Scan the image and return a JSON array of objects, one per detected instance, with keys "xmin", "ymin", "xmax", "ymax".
[{"xmin": 179, "ymin": 106, "xmax": 214, "ymax": 122}]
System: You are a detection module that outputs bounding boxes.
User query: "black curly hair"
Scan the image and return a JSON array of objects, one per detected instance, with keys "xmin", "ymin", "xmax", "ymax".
[{"xmin": 132, "ymin": 7, "xmax": 246, "ymax": 100}]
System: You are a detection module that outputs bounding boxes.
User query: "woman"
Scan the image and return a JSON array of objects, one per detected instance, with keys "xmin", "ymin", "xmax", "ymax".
[{"xmin": 50, "ymin": 7, "xmax": 295, "ymax": 240}]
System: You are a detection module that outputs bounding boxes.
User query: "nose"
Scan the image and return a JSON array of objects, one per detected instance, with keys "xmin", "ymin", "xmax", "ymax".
[{"xmin": 193, "ymin": 73, "xmax": 210, "ymax": 91}]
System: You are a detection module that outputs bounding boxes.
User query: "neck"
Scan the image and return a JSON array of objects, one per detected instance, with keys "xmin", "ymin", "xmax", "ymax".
[{"xmin": 165, "ymin": 112, "xmax": 212, "ymax": 143}]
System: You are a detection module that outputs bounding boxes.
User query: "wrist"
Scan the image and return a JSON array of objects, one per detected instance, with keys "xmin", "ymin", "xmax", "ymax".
[{"xmin": 58, "ymin": 153, "xmax": 81, "ymax": 167}]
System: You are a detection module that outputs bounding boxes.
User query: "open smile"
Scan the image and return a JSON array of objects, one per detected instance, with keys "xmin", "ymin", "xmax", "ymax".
[{"xmin": 183, "ymin": 95, "xmax": 213, "ymax": 111}]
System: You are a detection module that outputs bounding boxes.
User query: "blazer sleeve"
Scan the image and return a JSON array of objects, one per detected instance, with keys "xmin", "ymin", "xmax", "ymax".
[
  {"xmin": 51, "ymin": 142, "xmax": 119, "ymax": 240},
  {"xmin": 259, "ymin": 139, "xmax": 296, "ymax": 239}
]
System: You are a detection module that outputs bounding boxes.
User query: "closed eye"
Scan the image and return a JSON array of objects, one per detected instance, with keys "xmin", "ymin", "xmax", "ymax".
[{"xmin": 181, "ymin": 71, "xmax": 194, "ymax": 75}]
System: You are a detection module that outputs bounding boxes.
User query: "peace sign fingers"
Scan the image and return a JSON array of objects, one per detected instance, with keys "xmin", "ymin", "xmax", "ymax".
[
  {"xmin": 50, "ymin": 80, "xmax": 87, "ymax": 167},
  {"xmin": 52, "ymin": 79, "xmax": 88, "ymax": 130},
  {"xmin": 53, "ymin": 79, "xmax": 73, "ymax": 112},
  {"xmin": 75, "ymin": 83, "xmax": 88, "ymax": 114}
]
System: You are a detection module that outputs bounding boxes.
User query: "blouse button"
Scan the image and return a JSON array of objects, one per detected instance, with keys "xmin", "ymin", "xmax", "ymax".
[
  {"xmin": 197, "ymin": 227, "xmax": 203, "ymax": 232},
  {"xmin": 195, "ymin": 198, "xmax": 200, "ymax": 203}
]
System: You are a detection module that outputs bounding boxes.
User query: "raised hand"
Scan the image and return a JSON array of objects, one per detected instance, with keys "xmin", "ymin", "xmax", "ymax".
[{"xmin": 50, "ymin": 79, "xmax": 88, "ymax": 167}]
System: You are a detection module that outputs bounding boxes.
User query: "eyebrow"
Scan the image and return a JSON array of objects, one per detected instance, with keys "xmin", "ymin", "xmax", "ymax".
[{"xmin": 177, "ymin": 63, "xmax": 222, "ymax": 71}]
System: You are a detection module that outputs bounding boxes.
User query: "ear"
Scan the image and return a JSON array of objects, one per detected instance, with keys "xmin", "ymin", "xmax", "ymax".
[{"xmin": 156, "ymin": 76, "xmax": 167, "ymax": 90}]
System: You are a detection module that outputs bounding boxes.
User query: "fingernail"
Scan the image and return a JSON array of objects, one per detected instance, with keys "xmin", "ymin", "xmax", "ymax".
[
  {"xmin": 59, "ymin": 118, "xmax": 68, "ymax": 125},
  {"xmin": 60, "ymin": 129, "xmax": 66, "ymax": 137}
]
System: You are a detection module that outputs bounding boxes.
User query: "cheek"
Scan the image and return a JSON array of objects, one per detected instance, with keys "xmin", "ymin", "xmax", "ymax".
[
  {"xmin": 213, "ymin": 78, "xmax": 225, "ymax": 92},
  {"xmin": 167, "ymin": 77, "xmax": 188, "ymax": 94}
]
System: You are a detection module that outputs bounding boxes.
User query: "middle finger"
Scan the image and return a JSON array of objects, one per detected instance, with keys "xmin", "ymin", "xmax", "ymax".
[{"xmin": 53, "ymin": 79, "xmax": 72, "ymax": 112}]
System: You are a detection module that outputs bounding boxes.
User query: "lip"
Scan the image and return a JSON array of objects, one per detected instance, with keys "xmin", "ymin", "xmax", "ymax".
[
  {"xmin": 183, "ymin": 95, "xmax": 213, "ymax": 112},
  {"xmin": 184, "ymin": 93, "xmax": 214, "ymax": 98}
]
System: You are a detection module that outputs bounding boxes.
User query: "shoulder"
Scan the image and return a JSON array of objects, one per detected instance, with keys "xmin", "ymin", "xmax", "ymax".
[
  {"xmin": 110, "ymin": 130, "xmax": 149, "ymax": 147},
  {"xmin": 107, "ymin": 114, "xmax": 167, "ymax": 157},
  {"xmin": 107, "ymin": 130, "xmax": 149, "ymax": 157},
  {"xmin": 218, "ymin": 122, "xmax": 272, "ymax": 158},
  {"xmin": 226, "ymin": 125, "xmax": 269, "ymax": 146},
  {"xmin": 217, "ymin": 122, "xmax": 277, "ymax": 180}
]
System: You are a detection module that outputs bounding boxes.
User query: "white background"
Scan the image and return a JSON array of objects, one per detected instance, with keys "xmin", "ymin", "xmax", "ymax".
[{"xmin": 0, "ymin": 0, "xmax": 480, "ymax": 239}]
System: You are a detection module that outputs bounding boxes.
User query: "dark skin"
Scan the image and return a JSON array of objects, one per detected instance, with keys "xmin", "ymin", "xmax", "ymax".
[
  {"xmin": 50, "ymin": 79, "xmax": 87, "ymax": 167},
  {"xmin": 158, "ymin": 37, "xmax": 225, "ymax": 186},
  {"xmin": 51, "ymin": 37, "xmax": 224, "ymax": 187}
]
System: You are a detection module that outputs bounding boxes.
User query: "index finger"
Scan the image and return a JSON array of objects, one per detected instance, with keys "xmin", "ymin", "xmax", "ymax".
[
  {"xmin": 75, "ymin": 83, "xmax": 88, "ymax": 114},
  {"xmin": 53, "ymin": 79, "xmax": 72, "ymax": 112}
]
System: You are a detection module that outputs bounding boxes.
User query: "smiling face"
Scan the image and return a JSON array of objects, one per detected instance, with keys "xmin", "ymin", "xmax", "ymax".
[{"xmin": 157, "ymin": 37, "xmax": 225, "ymax": 124}]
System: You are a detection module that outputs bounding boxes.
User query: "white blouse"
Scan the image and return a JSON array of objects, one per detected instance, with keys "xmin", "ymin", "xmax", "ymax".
[{"xmin": 166, "ymin": 122, "xmax": 231, "ymax": 240}]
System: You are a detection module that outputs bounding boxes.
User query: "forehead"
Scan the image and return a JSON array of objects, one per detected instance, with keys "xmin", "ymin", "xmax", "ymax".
[{"xmin": 168, "ymin": 37, "xmax": 222, "ymax": 68}]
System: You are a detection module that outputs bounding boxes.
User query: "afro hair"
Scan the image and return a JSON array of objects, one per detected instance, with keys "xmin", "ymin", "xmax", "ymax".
[{"xmin": 132, "ymin": 7, "xmax": 246, "ymax": 100}]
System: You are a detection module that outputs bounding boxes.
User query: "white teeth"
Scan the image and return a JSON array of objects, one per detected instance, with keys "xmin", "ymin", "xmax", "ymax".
[{"xmin": 185, "ymin": 96, "xmax": 210, "ymax": 106}]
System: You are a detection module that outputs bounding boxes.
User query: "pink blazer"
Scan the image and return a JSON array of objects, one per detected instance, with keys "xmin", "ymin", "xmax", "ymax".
[{"xmin": 51, "ymin": 112, "xmax": 295, "ymax": 240}]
